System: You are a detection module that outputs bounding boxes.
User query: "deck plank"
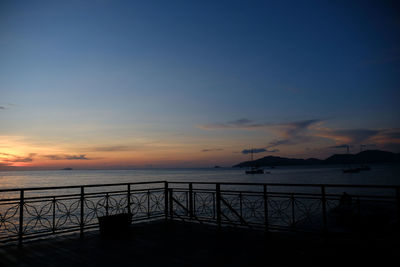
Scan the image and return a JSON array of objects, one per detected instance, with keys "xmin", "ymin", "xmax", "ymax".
[{"xmin": 0, "ymin": 221, "xmax": 399, "ymax": 267}]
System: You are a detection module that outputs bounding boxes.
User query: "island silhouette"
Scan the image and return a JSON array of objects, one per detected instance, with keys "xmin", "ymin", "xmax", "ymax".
[{"xmin": 233, "ymin": 150, "xmax": 400, "ymax": 168}]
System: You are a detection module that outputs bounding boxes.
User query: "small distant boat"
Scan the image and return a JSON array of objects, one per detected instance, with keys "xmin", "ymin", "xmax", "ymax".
[
  {"xmin": 245, "ymin": 148, "xmax": 268, "ymax": 174},
  {"xmin": 342, "ymin": 145, "xmax": 360, "ymax": 174},
  {"xmin": 61, "ymin": 167, "xmax": 73, "ymax": 170}
]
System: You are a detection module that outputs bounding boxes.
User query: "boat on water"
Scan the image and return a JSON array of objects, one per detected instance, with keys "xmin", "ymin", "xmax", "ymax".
[
  {"xmin": 245, "ymin": 148, "xmax": 267, "ymax": 174},
  {"xmin": 246, "ymin": 167, "xmax": 264, "ymax": 174},
  {"xmin": 342, "ymin": 164, "xmax": 371, "ymax": 173},
  {"xmin": 342, "ymin": 145, "xmax": 361, "ymax": 174}
]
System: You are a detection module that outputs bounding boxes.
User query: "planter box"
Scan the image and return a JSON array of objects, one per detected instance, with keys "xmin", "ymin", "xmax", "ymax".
[{"xmin": 98, "ymin": 213, "xmax": 133, "ymax": 236}]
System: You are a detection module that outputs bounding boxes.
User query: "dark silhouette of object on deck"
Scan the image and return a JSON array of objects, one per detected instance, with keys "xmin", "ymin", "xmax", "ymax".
[
  {"xmin": 339, "ymin": 192, "xmax": 352, "ymax": 207},
  {"xmin": 333, "ymin": 192, "xmax": 355, "ymax": 226},
  {"xmin": 98, "ymin": 213, "xmax": 132, "ymax": 238}
]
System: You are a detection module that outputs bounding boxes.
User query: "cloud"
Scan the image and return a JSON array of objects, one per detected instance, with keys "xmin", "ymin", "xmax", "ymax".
[
  {"xmin": 314, "ymin": 128, "xmax": 385, "ymax": 146},
  {"xmin": 43, "ymin": 155, "xmax": 63, "ymax": 160},
  {"xmin": 0, "ymin": 103, "xmax": 14, "ymax": 110},
  {"xmin": 0, "ymin": 153, "xmax": 37, "ymax": 165},
  {"xmin": 199, "ymin": 118, "xmax": 322, "ymax": 132},
  {"xmin": 201, "ymin": 148, "xmax": 224, "ymax": 152},
  {"xmin": 93, "ymin": 146, "xmax": 134, "ymax": 152},
  {"xmin": 43, "ymin": 154, "xmax": 90, "ymax": 160},
  {"xmin": 200, "ymin": 118, "xmax": 400, "ymax": 153},
  {"xmin": 199, "ymin": 118, "xmax": 271, "ymax": 130},
  {"xmin": 65, "ymin": 155, "xmax": 88, "ymax": 160},
  {"xmin": 264, "ymin": 119, "xmax": 322, "ymax": 148},
  {"xmin": 241, "ymin": 148, "xmax": 279, "ymax": 154},
  {"xmin": 329, "ymin": 144, "xmax": 353, "ymax": 149}
]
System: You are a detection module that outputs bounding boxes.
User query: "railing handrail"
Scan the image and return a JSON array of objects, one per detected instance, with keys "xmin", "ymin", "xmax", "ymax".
[
  {"xmin": 0, "ymin": 180, "xmax": 166, "ymax": 192},
  {"xmin": 168, "ymin": 181, "xmax": 400, "ymax": 189},
  {"xmin": 1, "ymin": 180, "xmax": 399, "ymax": 193}
]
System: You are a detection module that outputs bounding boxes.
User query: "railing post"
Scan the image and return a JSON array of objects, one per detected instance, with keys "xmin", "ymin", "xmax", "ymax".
[
  {"xmin": 239, "ymin": 192, "xmax": 243, "ymax": 221},
  {"xmin": 263, "ymin": 185, "xmax": 269, "ymax": 232},
  {"xmin": 105, "ymin": 192, "xmax": 109, "ymax": 216},
  {"xmin": 147, "ymin": 190, "xmax": 151, "ymax": 218},
  {"xmin": 164, "ymin": 182, "xmax": 169, "ymax": 221},
  {"xmin": 169, "ymin": 188, "xmax": 174, "ymax": 219},
  {"xmin": 396, "ymin": 187, "xmax": 400, "ymax": 227},
  {"xmin": 18, "ymin": 190, "xmax": 24, "ymax": 247},
  {"xmin": 80, "ymin": 186, "xmax": 84, "ymax": 238},
  {"xmin": 216, "ymin": 183, "xmax": 221, "ymax": 230},
  {"xmin": 291, "ymin": 193, "xmax": 295, "ymax": 228},
  {"xmin": 189, "ymin": 183, "xmax": 193, "ymax": 219},
  {"xmin": 127, "ymin": 184, "xmax": 131, "ymax": 214},
  {"xmin": 52, "ymin": 196, "xmax": 56, "ymax": 233},
  {"xmin": 321, "ymin": 186, "xmax": 328, "ymax": 234}
]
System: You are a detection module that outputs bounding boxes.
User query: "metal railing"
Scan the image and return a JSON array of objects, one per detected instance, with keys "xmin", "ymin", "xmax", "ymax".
[
  {"xmin": 167, "ymin": 182, "xmax": 400, "ymax": 233},
  {"xmin": 0, "ymin": 181, "xmax": 399, "ymax": 245}
]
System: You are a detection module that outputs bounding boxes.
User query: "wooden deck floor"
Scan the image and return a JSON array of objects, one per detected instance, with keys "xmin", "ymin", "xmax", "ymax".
[{"xmin": 0, "ymin": 221, "xmax": 399, "ymax": 267}]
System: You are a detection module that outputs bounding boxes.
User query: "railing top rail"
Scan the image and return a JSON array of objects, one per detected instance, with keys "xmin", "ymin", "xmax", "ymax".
[
  {"xmin": 0, "ymin": 180, "xmax": 166, "ymax": 192},
  {"xmin": 168, "ymin": 181, "xmax": 400, "ymax": 189},
  {"xmin": 0, "ymin": 180, "xmax": 399, "ymax": 193}
]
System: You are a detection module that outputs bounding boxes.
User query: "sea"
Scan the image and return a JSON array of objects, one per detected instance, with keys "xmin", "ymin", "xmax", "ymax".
[{"xmin": 1, "ymin": 164, "xmax": 399, "ymax": 190}]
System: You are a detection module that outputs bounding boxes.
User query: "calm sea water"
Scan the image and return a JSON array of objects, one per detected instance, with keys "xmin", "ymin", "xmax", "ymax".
[{"xmin": 1, "ymin": 164, "xmax": 399, "ymax": 190}]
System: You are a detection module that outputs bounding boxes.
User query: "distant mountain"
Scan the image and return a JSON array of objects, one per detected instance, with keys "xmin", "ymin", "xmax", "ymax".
[
  {"xmin": 324, "ymin": 150, "xmax": 400, "ymax": 164},
  {"xmin": 233, "ymin": 150, "xmax": 400, "ymax": 168},
  {"xmin": 233, "ymin": 156, "xmax": 323, "ymax": 168}
]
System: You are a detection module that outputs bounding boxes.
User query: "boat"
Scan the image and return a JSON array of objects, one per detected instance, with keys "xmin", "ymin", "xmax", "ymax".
[
  {"xmin": 341, "ymin": 145, "xmax": 360, "ymax": 174},
  {"xmin": 357, "ymin": 146, "xmax": 371, "ymax": 171},
  {"xmin": 245, "ymin": 148, "xmax": 266, "ymax": 174}
]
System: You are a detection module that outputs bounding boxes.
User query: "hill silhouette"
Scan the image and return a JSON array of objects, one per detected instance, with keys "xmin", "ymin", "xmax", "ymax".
[{"xmin": 233, "ymin": 150, "xmax": 400, "ymax": 168}]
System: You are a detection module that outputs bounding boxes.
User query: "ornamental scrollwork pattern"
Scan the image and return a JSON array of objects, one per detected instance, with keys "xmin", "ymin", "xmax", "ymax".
[
  {"xmin": 194, "ymin": 192, "xmax": 214, "ymax": 218},
  {"xmin": 0, "ymin": 204, "xmax": 20, "ymax": 237},
  {"xmin": 241, "ymin": 195, "xmax": 264, "ymax": 223},
  {"xmin": 293, "ymin": 198, "xmax": 322, "ymax": 228},
  {"xmin": 267, "ymin": 197, "xmax": 292, "ymax": 227}
]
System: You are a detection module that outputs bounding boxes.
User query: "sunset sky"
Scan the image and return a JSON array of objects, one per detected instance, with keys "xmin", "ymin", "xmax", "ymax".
[{"xmin": 1, "ymin": 0, "xmax": 399, "ymax": 169}]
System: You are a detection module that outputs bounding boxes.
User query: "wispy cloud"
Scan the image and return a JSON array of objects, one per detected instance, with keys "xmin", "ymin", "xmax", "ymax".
[
  {"xmin": 201, "ymin": 148, "xmax": 224, "ymax": 152},
  {"xmin": 329, "ymin": 144, "xmax": 353, "ymax": 149},
  {"xmin": 0, "ymin": 103, "xmax": 15, "ymax": 110},
  {"xmin": 241, "ymin": 148, "xmax": 278, "ymax": 154},
  {"xmin": 200, "ymin": 118, "xmax": 323, "ymax": 149},
  {"xmin": 43, "ymin": 154, "xmax": 90, "ymax": 160},
  {"xmin": 315, "ymin": 129, "xmax": 380, "ymax": 144},
  {"xmin": 199, "ymin": 118, "xmax": 322, "ymax": 132},
  {"xmin": 0, "ymin": 153, "xmax": 37, "ymax": 165},
  {"xmin": 199, "ymin": 118, "xmax": 272, "ymax": 130},
  {"xmin": 92, "ymin": 145, "xmax": 135, "ymax": 152},
  {"xmin": 200, "ymin": 118, "xmax": 400, "ymax": 153}
]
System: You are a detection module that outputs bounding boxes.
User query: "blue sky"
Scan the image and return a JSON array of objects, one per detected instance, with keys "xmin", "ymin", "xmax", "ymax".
[{"xmin": 0, "ymin": 0, "xmax": 399, "ymax": 168}]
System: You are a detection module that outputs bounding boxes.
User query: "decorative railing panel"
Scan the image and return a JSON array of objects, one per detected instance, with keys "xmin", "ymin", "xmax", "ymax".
[{"xmin": 0, "ymin": 181, "xmax": 399, "ymax": 245}]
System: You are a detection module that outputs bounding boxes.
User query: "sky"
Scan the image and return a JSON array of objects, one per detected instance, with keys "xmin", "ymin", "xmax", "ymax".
[{"xmin": 0, "ymin": 0, "xmax": 399, "ymax": 169}]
